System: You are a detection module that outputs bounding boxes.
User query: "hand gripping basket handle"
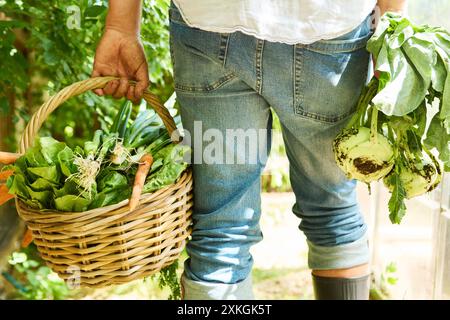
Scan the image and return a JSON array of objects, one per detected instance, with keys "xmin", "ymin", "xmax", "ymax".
[{"xmin": 19, "ymin": 77, "xmax": 179, "ymax": 154}]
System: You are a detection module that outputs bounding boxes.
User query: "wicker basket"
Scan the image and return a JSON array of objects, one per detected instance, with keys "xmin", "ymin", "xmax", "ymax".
[{"xmin": 15, "ymin": 77, "xmax": 193, "ymax": 288}]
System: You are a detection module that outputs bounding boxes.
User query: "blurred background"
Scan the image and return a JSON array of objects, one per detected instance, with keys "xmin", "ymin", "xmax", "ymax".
[{"xmin": 0, "ymin": 0, "xmax": 449, "ymax": 300}]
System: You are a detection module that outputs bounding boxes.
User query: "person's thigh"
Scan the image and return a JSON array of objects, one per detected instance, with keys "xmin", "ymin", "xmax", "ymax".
[
  {"xmin": 170, "ymin": 7, "xmax": 271, "ymax": 284},
  {"xmin": 268, "ymin": 16, "xmax": 373, "ymax": 270}
]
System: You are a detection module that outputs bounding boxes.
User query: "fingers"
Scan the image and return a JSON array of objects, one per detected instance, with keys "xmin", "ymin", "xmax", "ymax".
[
  {"xmin": 91, "ymin": 69, "xmax": 105, "ymax": 96},
  {"xmin": 91, "ymin": 66, "xmax": 149, "ymax": 102},
  {"xmin": 127, "ymin": 86, "xmax": 138, "ymax": 104},
  {"xmin": 113, "ymin": 78, "xmax": 130, "ymax": 99},
  {"xmin": 103, "ymin": 79, "xmax": 120, "ymax": 96},
  {"xmin": 134, "ymin": 65, "xmax": 150, "ymax": 101}
]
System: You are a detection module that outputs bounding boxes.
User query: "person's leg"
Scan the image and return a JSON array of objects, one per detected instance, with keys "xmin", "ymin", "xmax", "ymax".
[
  {"xmin": 264, "ymin": 15, "xmax": 373, "ymax": 299},
  {"xmin": 169, "ymin": 5, "xmax": 271, "ymax": 299}
]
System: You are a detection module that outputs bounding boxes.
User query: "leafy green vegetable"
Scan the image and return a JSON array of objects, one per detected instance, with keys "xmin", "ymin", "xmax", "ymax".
[
  {"xmin": 7, "ymin": 107, "xmax": 189, "ymax": 213},
  {"xmin": 54, "ymin": 195, "xmax": 91, "ymax": 212},
  {"xmin": 335, "ymin": 13, "xmax": 450, "ymax": 224},
  {"xmin": 143, "ymin": 144, "xmax": 189, "ymax": 193},
  {"xmin": 386, "ymin": 170, "xmax": 407, "ymax": 224}
]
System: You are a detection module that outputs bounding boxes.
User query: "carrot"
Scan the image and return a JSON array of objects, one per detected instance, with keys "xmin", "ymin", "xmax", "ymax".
[
  {"xmin": 21, "ymin": 228, "xmax": 33, "ymax": 248},
  {"xmin": 0, "ymin": 169, "xmax": 14, "ymax": 181},
  {"xmin": 129, "ymin": 154, "xmax": 153, "ymax": 211},
  {"xmin": 0, "ymin": 151, "xmax": 21, "ymax": 165},
  {"xmin": 0, "ymin": 184, "xmax": 14, "ymax": 206}
]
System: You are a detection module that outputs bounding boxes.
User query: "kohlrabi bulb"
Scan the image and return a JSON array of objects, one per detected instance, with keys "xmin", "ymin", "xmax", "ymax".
[{"xmin": 333, "ymin": 127, "xmax": 394, "ymax": 183}]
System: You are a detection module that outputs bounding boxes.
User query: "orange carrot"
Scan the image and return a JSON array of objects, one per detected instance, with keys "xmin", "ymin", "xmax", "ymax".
[
  {"xmin": 21, "ymin": 228, "xmax": 33, "ymax": 248},
  {"xmin": 129, "ymin": 154, "xmax": 153, "ymax": 211},
  {"xmin": 0, "ymin": 169, "xmax": 14, "ymax": 181},
  {"xmin": 0, "ymin": 151, "xmax": 21, "ymax": 165},
  {"xmin": 0, "ymin": 184, "xmax": 14, "ymax": 206}
]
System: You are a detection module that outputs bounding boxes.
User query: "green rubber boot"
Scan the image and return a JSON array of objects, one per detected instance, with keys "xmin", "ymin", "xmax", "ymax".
[{"xmin": 312, "ymin": 274, "xmax": 370, "ymax": 300}]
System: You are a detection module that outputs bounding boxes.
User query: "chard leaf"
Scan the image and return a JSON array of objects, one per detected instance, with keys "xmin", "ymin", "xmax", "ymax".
[
  {"xmin": 6, "ymin": 174, "xmax": 30, "ymax": 199},
  {"xmin": 29, "ymin": 178, "xmax": 56, "ymax": 191},
  {"xmin": 54, "ymin": 179, "xmax": 79, "ymax": 198},
  {"xmin": 25, "ymin": 145, "xmax": 47, "ymax": 167},
  {"xmin": 143, "ymin": 144, "xmax": 189, "ymax": 193},
  {"xmin": 97, "ymin": 171, "xmax": 128, "ymax": 192},
  {"xmin": 54, "ymin": 195, "xmax": 91, "ymax": 212},
  {"xmin": 27, "ymin": 166, "xmax": 60, "ymax": 184},
  {"xmin": 387, "ymin": 170, "xmax": 407, "ymax": 224},
  {"xmin": 26, "ymin": 186, "xmax": 52, "ymax": 208},
  {"xmin": 57, "ymin": 146, "xmax": 77, "ymax": 177},
  {"xmin": 37, "ymin": 137, "xmax": 66, "ymax": 164},
  {"xmin": 89, "ymin": 186, "xmax": 130, "ymax": 209}
]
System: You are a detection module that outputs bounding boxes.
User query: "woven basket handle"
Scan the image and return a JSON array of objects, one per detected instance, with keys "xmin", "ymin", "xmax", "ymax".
[{"xmin": 19, "ymin": 77, "xmax": 178, "ymax": 154}]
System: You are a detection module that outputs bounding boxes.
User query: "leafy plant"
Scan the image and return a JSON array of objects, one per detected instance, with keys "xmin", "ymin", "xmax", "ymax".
[
  {"xmin": 370, "ymin": 262, "xmax": 399, "ymax": 300},
  {"xmin": 334, "ymin": 13, "xmax": 450, "ymax": 224},
  {"xmin": 5, "ymin": 246, "xmax": 69, "ymax": 300}
]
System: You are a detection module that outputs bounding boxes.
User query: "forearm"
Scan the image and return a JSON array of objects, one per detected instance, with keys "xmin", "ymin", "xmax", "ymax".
[
  {"xmin": 377, "ymin": 0, "xmax": 407, "ymax": 14},
  {"xmin": 106, "ymin": 0, "xmax": 142, "ymax": 35}
]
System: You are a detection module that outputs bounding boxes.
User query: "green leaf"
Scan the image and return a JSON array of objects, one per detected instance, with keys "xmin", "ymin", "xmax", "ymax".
[
  {"xmin": 37, "ymin": 137, "xmax": 67, "ymax": 164},
  {"xmin": 97, "ymin": 171, "xmax": 128, "ymax": 192},
  {"xmin": 54, "ymin": 195, "xmax": 91, "ymax": 212},
  {"xmin": 24, "ymin": 145, "xmax": 47, "ymax": 167},
  {"xmin": 372, "ymin": 45, "xmax": 427, "ymax": 116},
  {"xmin": 143, "ymin": 144, "xmax": 189, "ymax": 193},
  {"xmin": 53, "ymin": 179, "xmax": 79, "ymax": 198},
  {"xmin": 387, "ymin": 170, "xmax": 407, "ymax": 224},
  {"xmin": 83, "ymin": 130, "xmax": 103, "ymax": 156},
  {"xmin": 27, "ymin": 166, "xmax": 60, "ymax": 184},
  {"xmin": 57, "ymin": 146, "xmax": 77, "ymax": 177},
  {"xmin": 26, "ymin": 186, "xmax": 52, "ymax": 208},
  {"xmin": 6, "ymin": 174, "xmax": 30, "ymax": 199},
  {"xmin": 84, "ymin": 5, "xmax": 107, "ymax": 18},
  {"xmin": 424, "ymin": 115, "xmax": 450, "ymax": 169},
  {"xmin": 29, "ymin": 178, "xmax": 56, "ymax": 191},
  {"xmin": 89, "ymin": 186, "xmax": 130, "ymax": 209}
]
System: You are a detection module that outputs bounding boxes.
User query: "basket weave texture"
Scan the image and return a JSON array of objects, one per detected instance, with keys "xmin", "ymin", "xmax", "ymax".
[{"xmin": 15, "ymin": 77, "xmax": 193, "ymax": 288}]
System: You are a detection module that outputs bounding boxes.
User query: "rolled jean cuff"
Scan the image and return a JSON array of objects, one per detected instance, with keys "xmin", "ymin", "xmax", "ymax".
[
  {"xmin": 181, "ymin": 273, "xmax": 254, "ymax": 300},
  {"xmin": 307, "ymin": 232, "xmax": 369, "ymax": 270}
]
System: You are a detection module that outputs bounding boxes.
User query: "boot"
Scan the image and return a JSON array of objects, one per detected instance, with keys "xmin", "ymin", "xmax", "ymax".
[{"xmin": 312, "ymin": 273, "xmax": 370, "ymax": 300}]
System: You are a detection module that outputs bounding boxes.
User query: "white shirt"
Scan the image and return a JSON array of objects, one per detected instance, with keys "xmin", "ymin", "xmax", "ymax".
[{"xmin": 173, "ymin": 0, "xmax": 377, "ymax": 45}]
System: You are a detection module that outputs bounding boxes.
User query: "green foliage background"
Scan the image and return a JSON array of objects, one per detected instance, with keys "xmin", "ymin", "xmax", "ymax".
[{"xmin": 0, "ymin": 0, "xmax": 172, "ymax": 150}]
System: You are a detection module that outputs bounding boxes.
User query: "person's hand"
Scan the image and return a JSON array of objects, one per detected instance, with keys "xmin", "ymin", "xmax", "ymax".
[{"xmin": 92, "ymin": 27, "xmax": 149, "ymax": 103}]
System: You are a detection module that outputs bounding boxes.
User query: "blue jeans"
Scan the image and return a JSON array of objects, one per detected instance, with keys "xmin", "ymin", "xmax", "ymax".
[{"xmin": 169, "ymin": 3, "xmax": 372, "ymax": 299}]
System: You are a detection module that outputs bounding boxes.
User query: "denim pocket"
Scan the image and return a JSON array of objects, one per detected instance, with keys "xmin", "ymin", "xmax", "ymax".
[
  {"xmin": 169, "ymin": 7, "xmax": 234, "ymax": 92},
  {"xmin": 293, "ymin": 16, "xmax": 372, "ymax": 123},
  {"xmin": 305, "ymin": 15, "xmax": 374, "ymax": 54}
]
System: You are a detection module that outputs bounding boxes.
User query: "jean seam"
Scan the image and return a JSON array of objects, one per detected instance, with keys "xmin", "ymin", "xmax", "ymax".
[
  {"xmin": 294, "ymin": 45, "xmax": 305, "ymax": 114},
  {"xmin": 219, "ymin": 33, "xmax": 230, "ymax": 67},
  {"xmin": 255, "ymin": 39, "xmax": 264, "ymax": 94},
  {"xmin": 174, "ymin": 72, "xmax": 236, "ymax": 92},
  {"xmin": 295, "ymin": 108, "xmax": 357, "ymax": 124}
]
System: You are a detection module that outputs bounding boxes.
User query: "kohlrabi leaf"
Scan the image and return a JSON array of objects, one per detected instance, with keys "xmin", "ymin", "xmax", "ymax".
[
  {"xmin": 372, "ymin": 44, "xmax": 427, "ymax": 116},
  {"xmin": 424, "ymin": 114, "xmax": 450, "ymax": 170},
  {"xmin": 387, "ymin": 171, "xmax": 407, "ymax": 224}
]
